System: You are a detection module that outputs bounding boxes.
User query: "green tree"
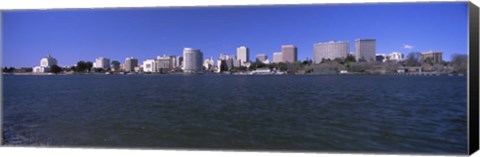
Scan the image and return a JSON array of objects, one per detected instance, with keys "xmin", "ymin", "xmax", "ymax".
[
  {"xmin": 358, "ymin": 57, "xmax": 367, "ymax": 62},
  {"xmin": 334, "ymin": 57, "xmax": 345, "ymax": 65},
  {"xmin": 278, "ymin": 62, "xmax": 288, "ymax": 71},
  {"xmin": 403, "ymin": 52, "xmax": 421, "ymax": 67},
  {"xmin": 50, "ymin": 64, "xmax": 62, "ymax": 74},
  {"xmin": 76, "ymin": 61, "xmax": 87, "ymax": 72},
  {"xmin": 85, "ymin": 62, "xmax": 93, "ymax": 72},
  {"xmin": 451, "ymin": 54, "xmax": 468, "ymax": 74},
  {"xmin": 111, "ymin": 60, "xmax": 120, "ymax": 71},
  {"xmin": 346, "ymin": 54, "xmax": 356, "ymax": 63}
]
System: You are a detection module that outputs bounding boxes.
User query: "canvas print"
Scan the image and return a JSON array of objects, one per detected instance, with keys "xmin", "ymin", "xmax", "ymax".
[{"xmin": 1, "ymin": 2, "xmax": 477, "ymax": 155}]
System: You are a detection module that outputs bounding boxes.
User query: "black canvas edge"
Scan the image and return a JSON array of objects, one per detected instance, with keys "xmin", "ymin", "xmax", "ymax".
[{"xmin": 469, "ymin": 1, "xmax": 480, "ymax": 155}]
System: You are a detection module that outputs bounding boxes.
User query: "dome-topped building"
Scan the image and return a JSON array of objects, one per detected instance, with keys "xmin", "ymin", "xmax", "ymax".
[
  {"xmin": 40, "ymin": 54, "xmax": 57, "ymax": 67},
  {"xmin": 33, "ymin": 53, "xmax": 58, "ymax": 73}
]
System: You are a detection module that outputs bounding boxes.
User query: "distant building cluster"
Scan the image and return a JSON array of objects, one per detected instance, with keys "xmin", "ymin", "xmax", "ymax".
[{"xmin": 29, "ymin": 38, "xmax": 446, "ymax": 74}]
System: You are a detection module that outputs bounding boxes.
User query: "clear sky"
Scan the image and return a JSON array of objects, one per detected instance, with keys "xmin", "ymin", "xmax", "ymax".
[{"xmin": 2, "ymin": 2, "xmax": 468, "ymax": 67}]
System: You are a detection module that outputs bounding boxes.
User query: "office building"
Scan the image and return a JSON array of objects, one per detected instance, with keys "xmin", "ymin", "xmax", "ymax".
[
  {"xmin": 355, "ymin": 39, "xmax": 376, "ymax": 62},
  {"xmin": 125, "ymin": 57, "xmax": 138, "ymax": 72},
  {"xmin": 273, "ymin": 52, "xmax": 283, "ymax": 63},
  {"xmin": 156, "ymin": 55, "xmax": 176, "ymax": 72},
  {"xmin": 237, "ymin": 46, "xmax": 249, "ymax": 66},
  {"xmin": 143, "ymin": 59, "xmax": 157, "ymax": 72},
  {"xmin": 420, "ymin": 51, "xmax": 443, "ymax": 63},
  {"xmin": 282, "ymin": 45, "xmax": 297, "ymax": 63},
  {"xmin": 183, "ymin": 48, "xmax": 204, "ymax": 73},
  {"xmin": 313, "ymin": 41, "xmax": 349, "ymax": 64},
  {"xmin": 94, "ymin": 57, "xmax": 110, "ymax": 69}
]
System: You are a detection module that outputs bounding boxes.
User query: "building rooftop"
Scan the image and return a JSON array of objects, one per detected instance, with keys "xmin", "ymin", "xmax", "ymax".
[
  {"xmin": 314, "ymin": 41, "xmax": 349, "ymax": 45},
  {"xmin": 281, "ymin": 45, "xmax": 296, "ymax": 48},
  {"xmin": 355, "ymin": 39, "xmax": 376, "ymax": 41}
]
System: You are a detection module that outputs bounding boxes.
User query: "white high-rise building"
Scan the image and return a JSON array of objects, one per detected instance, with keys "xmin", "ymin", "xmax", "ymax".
[
  {"xmin": 183, "ymin": 48, "xmax": 203, "ymax": 73},
  {"xmin": 273, "ymin": 52, "xmax": 283, "ymax": 63},
  {"xmin": 125, "ymin": 57, "xmax": 138, "ymax": 72},
  {"xmin": 236, "ymin": 46, "xmax": 249, "ymax": 66},
  {"xmin": 94, "ymin": 57, "xmax": 110, "ymax": 69},
  {"xmin": 143, "ymin": 59, "xmax": 157, "ymax": 72},
  {"xmin": 313, "ymin": 41, "xmax": 349, "ymax": 64},
  {"xmin": 281, "ymin": 45, "xmax": 297, "ymax": 63},
  {"xmin": 355, "ymin": 39, "xmax": 376, "ymax": 62}
]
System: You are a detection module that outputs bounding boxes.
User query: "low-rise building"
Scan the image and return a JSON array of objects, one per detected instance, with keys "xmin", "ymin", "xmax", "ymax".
[{"xmin": 143, "ymin": 59, "xmax": 157, "ymax": 72}]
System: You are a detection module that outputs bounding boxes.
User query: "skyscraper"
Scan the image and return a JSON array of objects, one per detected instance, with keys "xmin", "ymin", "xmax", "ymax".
[
  {"xmin": 281, "ymin": 45, "xmax": 297, "ymax": 63},
  {"xmin": 273, "ymin": 52, "xmax": 283, "ymax": 63},
  {"xmin": 183, "ymin": 48, "xmax": 204, "ymax": 73},
  {"xmin": 313, "ymin": 41, "xmax": 349, "ymax": 64},
  {"xmin": 355, "ymin": 39, "xmax": 376, "ymax": 62},
  {"xmin": 236, "ymin": 46, "xmax": 249, "ymax": 66},
  {"xmin": 125, "ymin": 57, "xmax": 138, "ymax": 72}
]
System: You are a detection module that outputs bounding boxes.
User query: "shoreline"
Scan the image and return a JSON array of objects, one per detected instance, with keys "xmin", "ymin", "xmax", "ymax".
[{"xmin": 2, "ymin": 72, "xmax": 467, "ymax": 76}]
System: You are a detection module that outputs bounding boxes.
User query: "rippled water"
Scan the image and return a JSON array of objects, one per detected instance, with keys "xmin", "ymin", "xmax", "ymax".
[{"xmin": 2, "ymin": 74, "xmax": 468, "ymax": 154}]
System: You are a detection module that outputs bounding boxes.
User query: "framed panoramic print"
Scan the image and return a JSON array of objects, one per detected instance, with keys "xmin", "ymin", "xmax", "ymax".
[{"xmin": 1, "ymin": 0, "xmax": 479, "ymax": 156}]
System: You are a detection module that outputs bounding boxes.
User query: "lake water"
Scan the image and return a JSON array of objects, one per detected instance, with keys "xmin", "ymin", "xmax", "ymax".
[{"xmin": 2, "ymin": 74, "xmax": 468, "ymax": 154}]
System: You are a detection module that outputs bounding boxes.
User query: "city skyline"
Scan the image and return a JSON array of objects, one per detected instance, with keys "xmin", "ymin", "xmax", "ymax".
[{"xmin": 2, "ymin": 2, "xmax": 469, "ymax": 67}]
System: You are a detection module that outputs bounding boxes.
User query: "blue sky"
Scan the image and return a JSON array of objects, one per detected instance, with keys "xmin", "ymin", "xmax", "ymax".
[{"xmin": 2, "ymin": 2, "xmax": 468, "ymax": 67}]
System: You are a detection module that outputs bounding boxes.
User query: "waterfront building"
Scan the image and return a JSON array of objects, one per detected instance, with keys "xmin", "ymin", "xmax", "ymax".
[
  {"xmin": 134, "ymin": 65, "xmax": 143, "ymax": 73},
  {"xmin": 313, "ymin": 41, "xmax": 349, "ymax": 64},
  {"xmin": 420, "ymin": 51, "xmax": 443, "ymax": 63},
  {"xmin": 33, "ymin": 54, "xmax": 58, "ymax": 73},
  {"xmin": 250, "ymin": 68, "xmax": 272, "ymax": 75},
  {"xmin": 256, "ymin": 54, "xmax": 270, "ymax": 64},
  {"xmin": 143, "ymin": 59, "xmax": 157, "ymax": 72},
  {"xmin": 389, "ymin": 52, "xmax": 404, "ymax": 61},
  {"xmin": 94, "ymin": 57, "xmax": 110, "ymax": 69},
  {"xmin": 216, "ymin": 60, "xmax": 223, "ymax": 73},
  {"xmin": 355, "ymin": 39, "xmax": 376, "ymax": 62},
  {"xmin": 218, "ymin": 53, "xmax": 236, "ymax": 70},
  {"xmin": 125, "ymin": 57, "xmax": 138, "ymax": 72},
  {"xmin": 233, "ymin": 58, "xmax": 241, "ymax": 68},
  {"xmin": 183, "ymin": 48, "xmax": 204, "ymax": 73},
  {"xmin": 237, "ymin": 46, "xmax": 249, "ymax": 66},
  {"xmin": 203, "ymin": 57, "xmax": 215, "ymax": 71},
  {"xmin": 176, "ymin": 56, "xmax": 183, "ymax": 69},
  {"xmin": 156, "ymin": 55, "xmax": 176, "ymax": 72},
  {"xmin": 282, "ymin": 45, "xmax": 297, "ymax": 63},
  {"xmin": 273, "ymin": 52, "xmax": 283, "ymax": 63}
]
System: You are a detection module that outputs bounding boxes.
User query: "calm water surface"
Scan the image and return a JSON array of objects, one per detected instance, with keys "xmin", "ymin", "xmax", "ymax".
[{"xmin": 2, "ymin": 74, "xmax": 468, "ymax": 154}]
